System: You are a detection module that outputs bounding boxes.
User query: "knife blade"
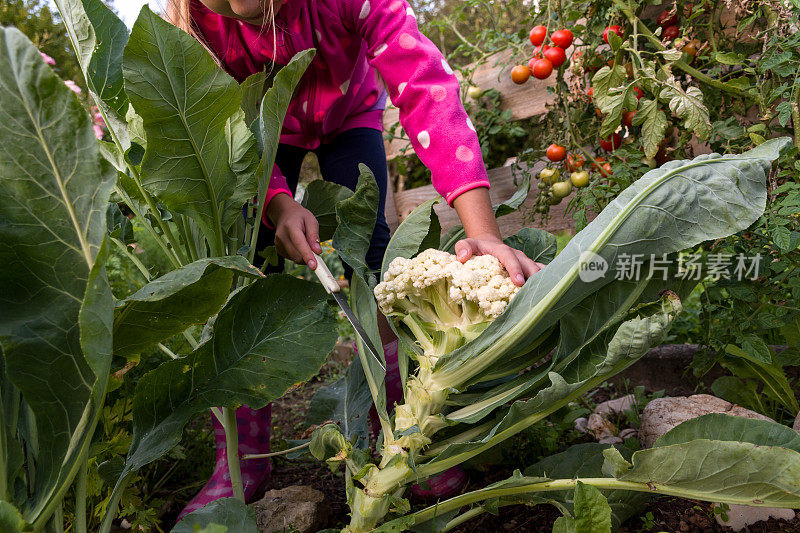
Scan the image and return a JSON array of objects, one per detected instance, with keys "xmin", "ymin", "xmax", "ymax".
[{"xmin": 312, "ymin": 253, "xmax": 386, "ymax": 372}]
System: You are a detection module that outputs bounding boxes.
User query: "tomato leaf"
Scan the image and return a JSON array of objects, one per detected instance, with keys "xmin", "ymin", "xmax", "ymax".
[
  {"xmin": 633, "ymin": 99, "xmax": 668, "ymax": 159},
  {"xmin": 599, "ymin": 86, "xmax": 638, "ymax": 138},
  {"xmin": 658, "ymin": 76, "xmax": 712, "ymax": 139},
  {"xmin": 591, "ymin": 65, "xmax": 627, "ymax": 113}
]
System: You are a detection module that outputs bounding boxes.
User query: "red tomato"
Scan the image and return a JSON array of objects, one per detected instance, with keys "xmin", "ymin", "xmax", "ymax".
[
  {"xmin": 603, "ymin": 25, "xmax": 623, "ymax": 44},
  {"xmin": 566, "ymin": 154, "xmax": 585, "ymax": 171},
  {"xmin": 600, "ymin": 133, "xmax": 622, "ymax": 152},
  {"xmin": 532, "ymin": 58, "xmax": 554, "ymax": 79},
  {"xmin": 633, "ymin": 86, "xmax": 644, "ymax": 99},
  {"xmin": 587, "ymin": 87, "xmax": 594, "ymax": 97},
  {"xmin": 529, "ymin": 25, "xmax": 547, "ymax": 46},
  {"xmin": 550, "ymin": 29, "xmax": 574, "ymax": 49},
  {"xmin": 511, "ymin": 65, "xmax": 531, "ymax": 84},
  {"xmin": 657, "ymin": 9, "xmax": 679, "ymax": 28},
  {"xmin": 622, "ymin": 110, "xmax": 636, "ymax": 127},
  {"xmin": 662, "ymin": 25, "xmax": 680, "ymax": 41},
  {"xmin": 544, "ymin": 46, "xmax": 567, "ymax": 68},
  {"xmin": 600, "ymin": 162, "xmax": 613, "ymax": 176},
  {"xmin": 546, "ymin": 143, "xmax": 567, "ymax": 162},
  {"xmin": 591, "ymin": 156, "xmax": 606, "ymax": 170}
]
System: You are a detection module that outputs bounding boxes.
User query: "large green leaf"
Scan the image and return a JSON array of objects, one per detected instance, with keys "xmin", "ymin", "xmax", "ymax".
[
  {"xmin": 430, "ymin": 139, "xmax": 789, "ymax": 389},
  {"xmin": 113, "ymin": 257, "xmax": 264, "ymax": 357},
  {"xmin": 249, "ymin": 50, "xmax": 314, "ymax": 261},
  {"xmin": 654, "ymin": 413, "xmax": 800, "ymax": 451},
  {"xmin": 116, "ymin": 275, "xmax": 337, "ymax": 491},
  {"xmin": 333, "ymin": 166, "xmax": 380, "ymax": 281},
  {"xmin": 331, "ymin": 173, "xmax": 390, "ymax": 431},
  {"xmin": 503, "ymin": 228, "xmax": 558, "ymax": 264},
  {"xmin": 382, "ymin": 199, "xmax": 442, "ymax": 277},
  {"xmin": 171, "ymin": 498, "xmax": 258, "ymax": 533},
  {"xmin": 302, "ymin": 180, "xmax": 355, "ymax": 241},
  {"xmin": 604, "ymin": 439, "xmax": 800, "ymax": 507},
  {"xmin": 306, "ymin": 356, "xmax": 374, "ymax": 449},
  {"xmin": 55, "ymin": 0, "xmax": 130, "ymax": 147},
  {"xmin": 122, "ymin": 7, "xmax": 253, "ymax": 247},
  {"xmin": 0, "ymin": 28, "xmax": 115, "ymax": 526}
]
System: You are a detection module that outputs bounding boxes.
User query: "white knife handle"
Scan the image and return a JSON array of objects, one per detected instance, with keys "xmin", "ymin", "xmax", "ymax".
[{"xmin": 312, "ymin": 253, "xmax": 341, "ymax": 294}]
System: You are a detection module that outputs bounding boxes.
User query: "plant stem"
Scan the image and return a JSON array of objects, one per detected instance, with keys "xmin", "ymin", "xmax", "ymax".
[
  {"xmin": 443, "ymin": 506, "xmax": 486, "ymax": 532},
  {"xmin": 158, "ymin": 343, "xmax": 179, "ymax": 360},
  {"xmin": 792, "ymin": 84, "xmax": 800, "ymax": 149},
  {"xmin": 222, "ymin": 408, "xmax": 245, "ymax": 503},
  {"xmin": 75, "ymin": 457, "xmax": 87, "ymax": 533},
  {"xmin": 114, "ymin": 185, "xmax": 182, "ymax": 270},
  {"xmin": 111, "ymin": 237, "xmax": 150, "ymax": 281},
  {"xmin": 98, "ymin": 476, "xmax": 129, "ymax": 533},
  {"xmin": 243, "ymin": 441, "xmax": 310, "ymax": 460},
  {"xmin": 409, "ymin": 474, "xmax": 796, "ymax": 528}
]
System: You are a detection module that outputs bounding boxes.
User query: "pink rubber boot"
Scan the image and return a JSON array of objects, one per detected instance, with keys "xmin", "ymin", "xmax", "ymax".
[
  {"xmin": 177, "ymin": 405, "xmax": 272, "ymax": 521},
  {"xmin": 370, "ymin": 341, "xmax": 468, "ymax": 500}
]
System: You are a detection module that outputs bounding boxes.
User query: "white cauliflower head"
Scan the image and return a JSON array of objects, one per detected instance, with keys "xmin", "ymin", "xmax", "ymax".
[{"xmin": 374, "ymin": 249, "xmax": 521, "ymax": 358}]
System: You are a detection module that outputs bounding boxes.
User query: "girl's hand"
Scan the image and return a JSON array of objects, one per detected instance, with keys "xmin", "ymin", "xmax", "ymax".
[
  {"xmin": 451, "ymin": 187, "xmax": 544, "ymax": 287},
  {"xmin": 266, "ymin": 193, "xmax": 323, "ymax": 270},
  {"xmin": 455, "ymin": 236, "xmax": 545, "ymax": 287}
]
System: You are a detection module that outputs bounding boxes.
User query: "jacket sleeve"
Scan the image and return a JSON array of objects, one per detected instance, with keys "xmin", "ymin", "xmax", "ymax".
[
  {"xmin": 346, "ymin": 0, "xmax": 490, "ymax": 206},
  {"xmin": 261, "ymin": 165, "xmax": 294, "ymax": 226}
]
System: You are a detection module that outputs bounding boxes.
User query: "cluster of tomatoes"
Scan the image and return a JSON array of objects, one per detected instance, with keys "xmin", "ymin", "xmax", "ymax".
[
  {"xmin": 533, "ymin": 144, "xmax": 604, "ymax": 213},
  {"xmin": 510, "ymin": 26, "xmax": 574, "ymax": 85}
]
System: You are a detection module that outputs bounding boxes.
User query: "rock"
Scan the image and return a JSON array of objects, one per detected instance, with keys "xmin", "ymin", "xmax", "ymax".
[
  {"xmin": 253, "ymin": 485, "xmax": 330, "ymax": 533},
  {"xmin": 598, "ymin": 436, "xmax": 623, "ymax": 445},
  {"xmin": 594, "ymin": 394, "xmax": 637, "ymax": 417},
  {"xmin": 619, "ymin": 428, "xmax": 638, "ymax": 440},
  {"xmin": 587, "ymin": 413, "xmax": 617, "ymax": 440},
  {"xmin": 573, "ymin": 417, "xmax": 588, "ymax": 433},
  {"xmin": 794, "ymin": 412, "xmax": 800, "ymax": 433},
  {"xmin": 639, "ymin": 394, "xmax": 772, "ymax": 448},
  {"xmin": 714, "ymin": 504, "xmax": 795, "ymax": 531}
]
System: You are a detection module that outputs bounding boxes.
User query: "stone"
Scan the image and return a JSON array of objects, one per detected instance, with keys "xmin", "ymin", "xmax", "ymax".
[
  {"xmin": 638, "ymin": 394, "xmax": 772, "ymax": 448},
  {"xmin": 714, "ymin": 504, "xmax": 795, "ymax": 531},
  {"xmin": 598, "ymin": 436, "xmax": 623, "ymax": 445},
  {"xmin": 794, "ymin": 412, "xmax": 800, "ymax": 434},
  {"xmin": 587, "ymin": 413, "xmax": 617, "ymax": 440},
  {"xmin": 253, "ymin": 485, "xmax": 330, "ymax": 533},
  {"xmin": 594, "ymin": 394, "xmax": 637, "ymax": 417},
  {"xmin": 573, "ymin": 417, "xmax": 588, "ymax": 433},
  {"xmin": 619, "ymin": 428, "xmax": 638, "ymax": 440}
]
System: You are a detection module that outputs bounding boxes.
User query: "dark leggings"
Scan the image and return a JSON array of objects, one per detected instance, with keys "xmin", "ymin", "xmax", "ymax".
[{"xmin": 257, "ymin": 128, "xmax": 391, "ymax": 273}]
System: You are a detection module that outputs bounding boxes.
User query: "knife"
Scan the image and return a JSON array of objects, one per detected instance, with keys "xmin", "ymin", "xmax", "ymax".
[{"xmin": 312, "ymin": 253, "xmax": 386, "ymax": 372}]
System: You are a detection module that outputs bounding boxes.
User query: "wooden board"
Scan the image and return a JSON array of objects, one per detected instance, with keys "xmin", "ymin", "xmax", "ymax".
[
  {"xmin": 392, "ymin": 162, "xmax": 586, "ymax": 238},
  {"xmin": 383, "ymin": 49, "xmax": 559, "ymax": 161}
]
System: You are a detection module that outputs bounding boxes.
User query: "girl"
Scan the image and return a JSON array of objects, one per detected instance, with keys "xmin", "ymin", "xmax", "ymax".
[{"xmin": 167, "ymin": 0, "xmax": 542, "ymax": 519}]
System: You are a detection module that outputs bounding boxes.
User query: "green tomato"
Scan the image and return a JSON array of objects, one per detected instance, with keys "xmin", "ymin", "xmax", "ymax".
[
  {"xmin": 570, "ymin": 171, "xmax": 590, "ymax": 188},
  {"xmin": 552, "ymin": 181, "xmax": 573, "ymax": 198},
  {"xmin": 539, "ymin": 168, "xmax": 561, "ymax": 185},
  {"xmin": 467, "ymin": 86, "xmax": 484, "ymax": 99}
]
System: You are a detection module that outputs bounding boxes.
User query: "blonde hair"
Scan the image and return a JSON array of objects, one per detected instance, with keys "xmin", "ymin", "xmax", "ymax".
[{"xmin": 166, "ymin": 0, "xmax": 279, "ymax": 65}]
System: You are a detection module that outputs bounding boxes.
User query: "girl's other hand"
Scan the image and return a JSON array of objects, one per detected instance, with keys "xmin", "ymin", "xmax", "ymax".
[
  {"xmin": 266, "ymin": 194, "xmax": 323, "ymax": 270},
  {"xmin": 454, "ymin": 236, "xmax": 545, "ymax": 287}
]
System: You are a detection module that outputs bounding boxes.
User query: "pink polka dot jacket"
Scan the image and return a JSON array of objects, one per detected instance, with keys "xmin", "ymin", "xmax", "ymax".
[{"xmin": 190, "ymin": 0, "xmax": 491, "ymax": 209}]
